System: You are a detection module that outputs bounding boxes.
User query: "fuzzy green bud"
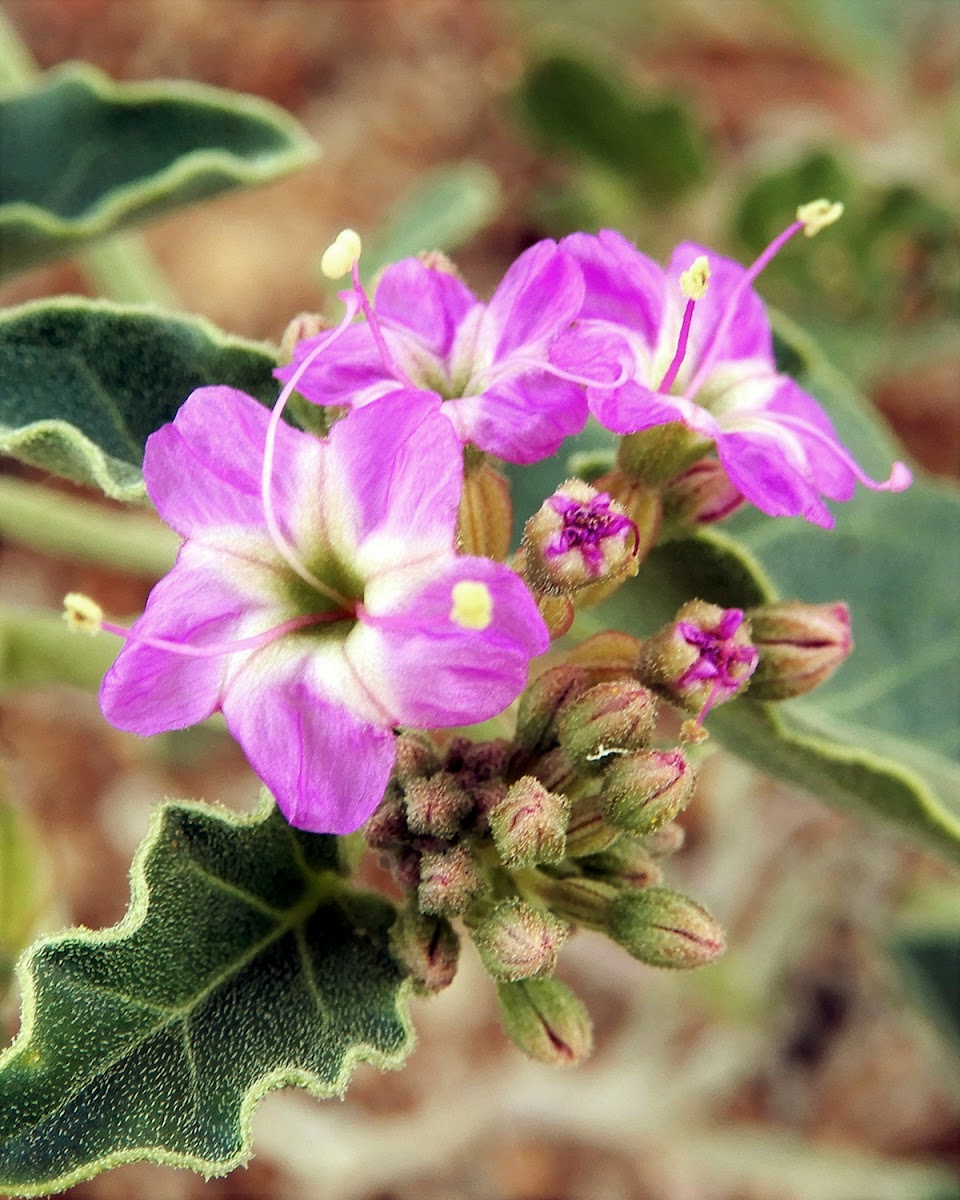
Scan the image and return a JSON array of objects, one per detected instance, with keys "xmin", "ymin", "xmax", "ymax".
[
  {"xmin": 418, "ymin": 844, "xmax": 486, "ymax": 916},
  {"xmin": 557, "ymin": 679, "xmax": 660, "ymax": 771},
  {"xmin": 563, "ymin": 794, "xmax": 620, "ymax": 858},
  {"xmin": 489, "ymin": 777, "xmax": 569, "ymax": 868},
  {"xmin": 389, "ymin": 909, "xmax": 460, "ymax": 995},
  {"xmin": 601, "ymin": 749, "xmax": 696, "ymax": 836},
  {"xmin": 472, "ymin": 899, "xmax": 568, "ymax": 981},
  {"xmin": 607, "ymin": 887, "xmax": 725, "ymax": 969},
  {"xmin": 514, "ymin": 665, "xmax": 592, "ymax": 754},
  {"xmin": 579, "ymin": 838, "xmax": 662, "ymax": 889},
  {"xmin": 747, "ymin": 600, "xmax": 852, "ymax": 700},
  {"xmin": 532, "ymin": 874, "xmax": 618, "ymax": 928},
  {"xmin": 404, "ymin": 772, "xmax": 473, "ymax": 838},
  {"xmin": 495, "ymin": 978, "xmax": 594, "ymax": 1065}
]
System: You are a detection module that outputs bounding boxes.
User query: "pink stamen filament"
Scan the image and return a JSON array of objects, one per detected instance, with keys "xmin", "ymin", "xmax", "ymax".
[
  {"xmin": 349, "ymin": 261, "xmax": 414, "ymax": 386},
  {"xmin": 657, "ymin": 297, "xmax": 696, "ymax": 393},
  {"xmin": 485, "ymin": 354, "xmax": 633, "ymax": 391},
  {"xmin": 100, "ymin": 610, "xmax": 349, "ymax": 659},
  {"xmin": 682, "ymin": 219, "xmax": 805, "ymax": 399}
]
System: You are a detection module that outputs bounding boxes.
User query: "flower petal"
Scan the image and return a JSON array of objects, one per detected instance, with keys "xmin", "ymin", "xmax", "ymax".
[
  {"xmin": 481, "ymin": 240, "xmax": 584, "ymax": 360},
  {"xmin": 221, "ymin": 646, "xmax": 396, "ymax": 834},
  {"xmin": 353, "ymin": 557, "xmax": 549, "ymax": 728},
  {"xmin": 588, "ymin": 379, "xmax": 719, "ymax": 440},
  {"xmin": 715, "ymin": 429, "xmax": 835, "ymax": 527},
  {"xmin": 374, "ymin": 258, "xmax": 478, "ymax": 358},
  {"xmin": 562, "ymin": 229, "xmax": 666, "ymax": 348},
  {"xmin": 444, "ymin": 376, "xmax": 587, "ymax": 464}
]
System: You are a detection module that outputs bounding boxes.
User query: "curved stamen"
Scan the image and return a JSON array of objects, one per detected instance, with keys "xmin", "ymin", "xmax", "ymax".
[
  {"xmin": 751, "ymin": 412, "xmax": 912, "ymax": 492},
  {"xmin": 261, "ymin": 296, "xmax": 362, "ymax": 609},
  {"xmin": 348, "ymin": 260, "xmax": 414, "ymax": 387},
  {"xmin": 657, "ymin": 296, "xmax": 696, "ymax": 394},
  {"xmin": 485, "ymin": 352, "xmax": 634, "ymax": 392},
  {"xmin": 93, "ymin": 608, "xmax": 348, "ymax": 658}
]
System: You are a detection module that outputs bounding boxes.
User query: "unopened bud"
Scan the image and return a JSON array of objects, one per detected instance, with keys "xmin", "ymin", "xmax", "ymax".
[
  {"xmin": 489, "ymin": 777, "xmax": 569, "ymax": 868},
  {"xmin": 636, "ymin": 600, "xmax": 758, "ymax": 722},
  {"xmin": 472, "ymin": 899, "xmax": 568, "ymax": 981},
  {"xmin": 591, "ymin": 470, "xmax": 662, "ymax": 565},
  {"xmin": 404, "ymin": 773, "xmax": 473, "ymax": 839},
  {"xmin": 563, "ymin": 794, "xmax": 620, "ymax": 858},
  {"xmin": 532, "ymin": 874, "xmax": 618, "ymax": 928},
  {"xmin": 531, "ymin": 747, "xmax": 579, "ymax": 795},
  {"xmin": 601, "ymin": 749, "xmax": 696, "ymax": 837},
  {"xmin": 362, "ymin": 788, "xmax": 409, "ymax": 849},
  {"xmin": 643, "ymin": 821, "xmax": 686, "ymax": 860},
  {"xmin": 393, "ymin": 730, "xmax": 440, "ymax": 787},
  {"xmin": 418, "ymin": 844, "xmax": 486, "ymax": 916},
  {"xmin": 662, "ymin": 458, "xmax": 745, "ymax": 528},
  {"xmin": 557, "ymin": 680, "xmax": 660, "ymax": 771},
  {"xmin": 279, "ymin": 311, "xmax": 328, "ymax": 364},
  {"xmin": 495, "ymin": 978, "xmax": 594, "ymax": 1065},
  {"xmin": 747, "ymin": 600, "xmax": 852, "ymax": 700},
  {"xmin": 523, "ymin": 479, "xmax": 639, "ymax": 596},
  {"xmin": 458, "ymin": 461, "xmax": 513, "ymax": 560},
  {"xmin": 390, "ymin": 908, "xmax": 460, "ymax": 995},
  {"xmin": 580, "ymin": 839, "xmax": 662, "ymax": 889},
  {"xmin": 607, "ymin": 887, "xmax": 725, "ymax": 969},
  {"xmin": 515, "ymin": 665, "xmax": 592, "ymax": 754}
]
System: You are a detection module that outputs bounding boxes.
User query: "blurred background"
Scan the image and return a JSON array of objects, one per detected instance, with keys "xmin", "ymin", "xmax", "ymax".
[{"xmin": 0, "ymin": 1, "xmax": 958, "ymax": 1197}]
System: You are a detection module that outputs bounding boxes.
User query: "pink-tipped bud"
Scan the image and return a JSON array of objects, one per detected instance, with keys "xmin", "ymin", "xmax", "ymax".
[
  {"xmin": 515, "ymin": 665, "xmax": 593, "ymax": 754},
  {"xmin": 489, "ymin": 777, "xmax": 570, "ymax": 868},
  {"xmin": 495, "ymin": 978, "xmax": 594, "ymax": 1065},
  {"xmin": 747, "ymin": 600, "xmax": 853, "ymax": 700},
  {"xmin": 390, "ymin": 909, "xmax": 460, "ymax": 995},
  {"xmin": 662, "ymin": 458, "xmax": 745, "ymax": 527},
  {"xmin": 557, "ymin": 679, "xmax": 660, "ymax": 771},
  {"xmin": 472, "ymin": 899, "xmax": 568, "ymax": 981},
  {"xmin": 600, "ymin": 749, "xmax": 696, "ymax": 837},
  {"xmin": 523, "ymin": 479, "xmax": 639, "ymax": 596},
  {"xmin": 404, "ymin": 773, "xmax": 473, "ymax": 839},
  {"xmin": 418, "ymin": 844, "xmax": 486, "ymax": 916},
  {"xmin": 607, "ymin": 887, "xmax": 726, "ymax": 969},
  {"xmin": 636, "ymin": 600, "xmax": 758, "ymax": 721}
]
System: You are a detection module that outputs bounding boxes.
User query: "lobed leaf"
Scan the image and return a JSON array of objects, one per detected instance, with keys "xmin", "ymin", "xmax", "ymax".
[
  {"xmin": 0, "ymin": 62, "xmax": 317, "ymax": 280},
  {"xmin": 0, "ymin": 797, "xmax": 413, "ymax": 1196},
  {"xmin": 0, "ymin": 297, "xmax": 279, "ymax": 500}
]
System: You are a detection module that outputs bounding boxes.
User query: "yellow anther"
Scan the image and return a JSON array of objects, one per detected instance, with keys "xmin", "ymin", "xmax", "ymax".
[
  {"xmin": 320, "ymin": 228, "xmax": 363, "ymax": 279},
  {"xmin": 450, "ymin": 580, "xmax": 493, "ymax": 630},
  {"xmin": 796, "ymin": 199, "xmax": 844, "ymax": 237},
  {"xmin": 63, "ymin": 592, "xmax": 103, "ymax": 635},
  {"xmin": 680, "ymin": 255, "xmax": 711, "ymax": 300}
]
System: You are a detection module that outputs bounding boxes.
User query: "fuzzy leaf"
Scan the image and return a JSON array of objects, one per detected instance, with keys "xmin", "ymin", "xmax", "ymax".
[
  {"xmin": 0, "ymin": 62, "xmax": 317, "ymax": 280},
  {"xmin": 0, "ymin": 297, "xmax": 278, "ymax": 500},
  {"xmin": 0, "ymin": 798, "xmax": 412, "ymax": 1196}
]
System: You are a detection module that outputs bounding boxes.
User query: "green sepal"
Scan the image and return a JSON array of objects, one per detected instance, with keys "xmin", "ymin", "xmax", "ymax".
[
  {"xmin": 0, "ymin": 297, "xmax": 279, "ymax": 500},
  {"xmin": 0, "ymin": 62, "xmax": 317, "ymax": 280},
  {"xmin": 0, "ymin": 797, "xmax": 413, "ymax": 1196}
]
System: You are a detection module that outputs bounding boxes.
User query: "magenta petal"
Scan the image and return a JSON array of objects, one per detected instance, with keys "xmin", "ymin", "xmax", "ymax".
[
  {"xmin": 562, "ymin": 229, "xmax": 666, "ymax": 349},
  {"xmin": 588, "ymin": 379, "xmax": 717, "ymax": 439},
  {"xmin": 483, "ymin": 240, "xmax": 584, "ymax": 359},
  {"xmin": 274, "ymin": 324, "xmax": 399, "ymax": 407},
  {"xmin": 354, "ymin": 557, "xmax": 549, "ymax": 728},
  {"xmin": 374, "ymin": 258, "xmax": 477, "ymax": 358},
  {"xmin": 99, "ymin": 542, "xmax": 276, "ymax": 735},
  {"xmin": 445, "ymin": 376, "xmax": 587, "ymax": 464},
  {"xmin": 221, "ymin": 650, "xmax": 397, "ymax": 834},
  {"xmin": 716, "ymin": 430, "xmax": 834, "ymax": 527}
]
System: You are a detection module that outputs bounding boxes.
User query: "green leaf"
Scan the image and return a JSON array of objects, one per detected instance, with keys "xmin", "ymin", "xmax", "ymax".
[
  {"xmin": 0, "ymin": 797, "xmax": 413, "ymax": 1196},
  {"xmin": 0, "ymin": 296, "xmax": 279, "ymax": 500},
  {"xmin": 518, "ymin": 52, "xmax": 706, "ymax": 202},
  {"xmin": 0, "ymin": 62, "xmax": 317, "ymax": 280}
]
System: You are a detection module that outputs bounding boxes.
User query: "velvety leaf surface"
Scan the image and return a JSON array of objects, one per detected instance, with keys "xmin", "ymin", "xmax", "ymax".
[
  {"xmin": 0, "ymin": 62, "xmax": 317, "ymax": 279},
  {"xmin": 0, "ymin": 297, "xmax": 278, "ymax": 500},
  {"xmin": 0, "ymin": 798, "xmax": 412, "ymax": 1196}
]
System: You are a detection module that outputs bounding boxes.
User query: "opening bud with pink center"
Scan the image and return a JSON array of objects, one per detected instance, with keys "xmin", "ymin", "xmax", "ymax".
[
  {"xmin": 636, "ymin": 599, "xmax": 758, "ymax": 722},
  {"xmin": 557, "ymin": 679, "xmax": 660, "ymax": 772},
  {"xmin": 607, "ymin": 887, "xmax": 726, "ymax": 969},
  {"xmin": 471, "ymin": 899, "xmax": 569, "ymax": 982},
  {"xmin": 747, "ymin": 600, "xmax": 853, "ymax": 700},
  {"xmin": 522, "ymin": 479, "xmax": 639, "ymax": 596},
  {"xmin": 389, "ymin": 908, "xmax": 460, "ymax": 996},
  {"xmin": 495, "ymin": 977, "xmax": 594, "ymax": 1066},
  {"xmin": 489, "ymin": 777, "xmax": 570, "ymax": 868},
  {"xmin": 418, "ymin": 843, "xmax": 487, "ymax": 916},
  {"xmin": 600, "ymin": 748, "xmax": 696, "ymax": 837}
]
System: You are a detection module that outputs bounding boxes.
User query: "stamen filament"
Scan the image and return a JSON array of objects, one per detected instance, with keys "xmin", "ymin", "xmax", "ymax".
[
  {"xmin": 486, "ymin": 354, "xmax": 633, "ymax": 391},
  {"xmin": 349, "ymin": 261, "xmax": 413, "ymax": 386},
  {"xmin": 657, "ymin": 297, "xmax": 696, "ymax": 393},
  {"xmin": 99, "ymin": 610, "xmax": 348, "ymax": 659}
]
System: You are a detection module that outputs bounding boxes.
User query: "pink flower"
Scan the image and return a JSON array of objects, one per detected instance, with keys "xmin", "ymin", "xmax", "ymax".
[
  {"xmin": 555, "ymin": 212, "xmax": 911, "ymax": 527},
  {"xmin": 99, "ymin": 388, "xmax": 548, "ymax": 834},
  {"xmin": 275, "ymin": 241, "xmax": 592, "ymax": 464}
]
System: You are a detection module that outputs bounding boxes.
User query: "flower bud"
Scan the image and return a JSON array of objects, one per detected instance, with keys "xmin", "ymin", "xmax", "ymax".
[
  {"xmin": 390, "ymin": 909, "xmax": 460, "ymax": 995},
  {"xmin": 662, "ymin": 458, "xmax": 745, "ymax": 528},
  {"xmin": 600, "ymin": 749, "xmax": 695, "ymax": 836},
  {"xmin": 643, "ymin": 821, "xmax": 686, "ymax": 860},
  {"xmin": 392, "ymin": 730, "xmax": 440, "ymax": 786},
  {"xmin": 514, "ymin": 665, "xmax": 592, "ymax": 754},
  {"xmin": 580, "ymin": 839, "xmax": 662, "ymax": 889},
  {"xmin": 531, "ymin": 746, "xmax": 579, "ymax": 795},
  {"xmin": 522, "ymin": 479, "xmax": 639, "ymax": 596},
  {"xmin": 404, "ymin": 773, "xmax": 473, "ymax": 839},
  {"xmin": 557, "ymin": 680, "xmax": 660, "ymax": 771},
  {"xmin": 362, "ymin": 788, "xmax": 409, "ymax": 849},
  {"xmin": 495, "ymin": 978, "xmax": 594, "ymax": 1065},
  {"xmin": 563, "ymin": 794, "xmax": 620, "ymax": 858},
  {"xmin": 607, "ymin": 887, "xmax": 725, "ymax": 969},
  {"xmin": 472, "ymin": 899, "xmax": 568, "ymax": 981},
  {"xmin": 489, "ymin": 777, "xmax": 569, "ymax": 868},
  {"xmin": 592, "ymin": 470, "xmax": 662, "ymax": 564},
  {"xmin": 532, "ymin": 874, "xmax": 618, "ymax": 928},
  {"xmin": 747, "ymin": 600, "xmax": 852, "ymax": 700},
  {"xmin": 418, "ymin": 844, "xmax": 486, "ymax": 916},
  {"xmin": 636, "ymin": 600, "xmax": 758, "ymax": 721},
  {"xmin": 458, "ymin": 460, "xmax": 512, "ymax": 560}
]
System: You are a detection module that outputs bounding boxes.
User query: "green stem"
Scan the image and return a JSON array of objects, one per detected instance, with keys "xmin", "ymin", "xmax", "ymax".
[
  {"xmin": 0, "ymin": 475, "xmax": 179, "ymax": 576},
  {"xmin": 0, "ymin": 10, "xmax": 180, "ymax": 307},
  {"xmin": 0, "ymin": 606, "xmax": 121, "ymax": 694}
]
